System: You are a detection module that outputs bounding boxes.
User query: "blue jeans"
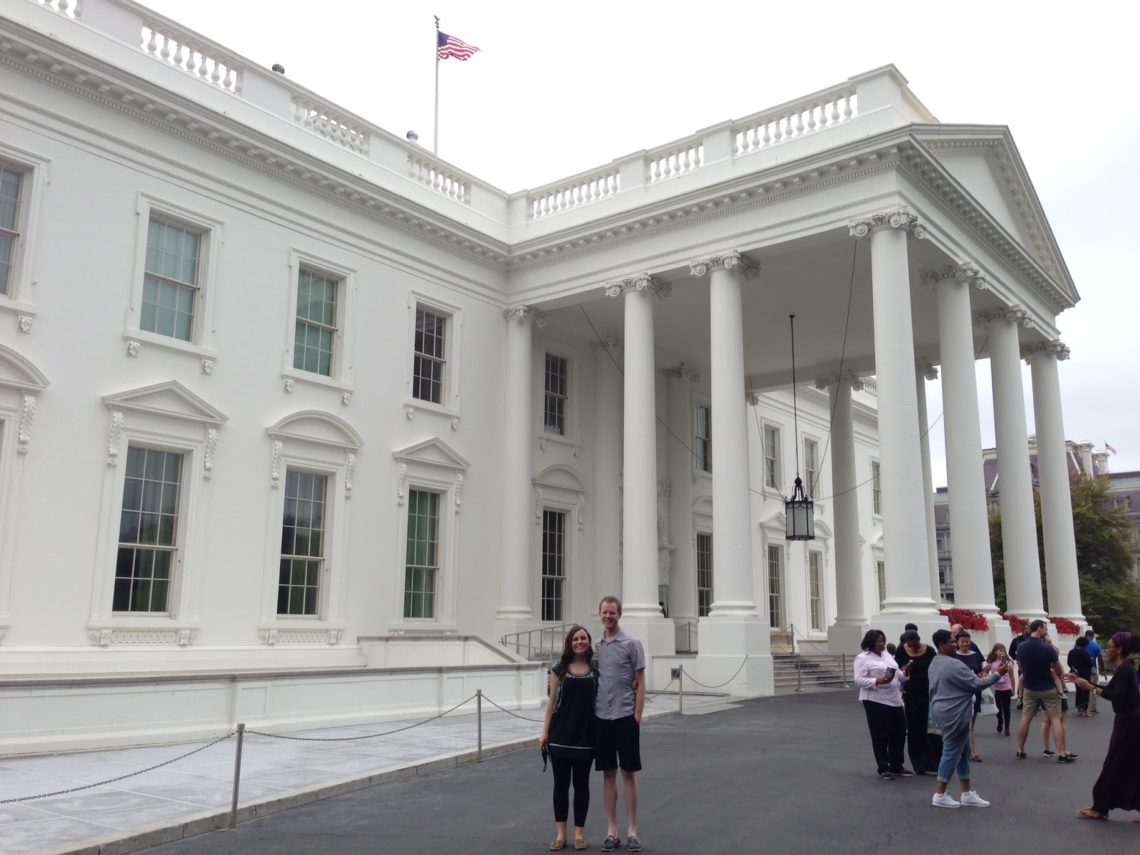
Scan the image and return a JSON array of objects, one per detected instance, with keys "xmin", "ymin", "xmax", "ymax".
[{"xmin": 937, "ymin": 727, "xmax": 971, "ymax": 784}]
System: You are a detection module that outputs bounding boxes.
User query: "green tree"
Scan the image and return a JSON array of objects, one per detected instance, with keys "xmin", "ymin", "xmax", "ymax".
[{"xmin": 988, "ymin": 475, "xmax": 1140, "ymax": 633}]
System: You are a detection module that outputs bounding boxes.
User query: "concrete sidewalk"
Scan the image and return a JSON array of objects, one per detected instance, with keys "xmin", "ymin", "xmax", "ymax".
[{"xmin": 0, "ymin": 690, "xmax": 724, "ymax": 855}]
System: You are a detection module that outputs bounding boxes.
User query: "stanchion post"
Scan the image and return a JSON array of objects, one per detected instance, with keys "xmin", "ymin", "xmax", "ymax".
[
  {"xmin": 678, "ymin": 666, "xmax": 684, "ymax": 715},
  {"xmin": 795, "ymin": 653, "xmax": 804, "ymax": 693},
  {"xmin": 476, "ymin": 689, "xmax": 483, "ymax": 762},
  {"xmin": 228, "ymin": 723, "xmax": 245, "ymax": 831}
]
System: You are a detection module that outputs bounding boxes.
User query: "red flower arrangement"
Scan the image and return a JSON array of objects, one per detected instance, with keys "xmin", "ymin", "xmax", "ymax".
[
  {"xmin": 1003, "ymin": 614, "xmax": 1027, "ymax": 634},
  {"xmin": 939, "ymin": 607, "xmax": 989, "ymax": 632},
  {"xmin": 1050, "ymin": 616, "xmax": 1081, "ymax": 636}
]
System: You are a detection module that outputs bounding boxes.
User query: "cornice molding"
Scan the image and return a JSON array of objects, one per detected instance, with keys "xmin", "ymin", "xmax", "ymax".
[
  {"xmin": 603, "ymin": 274, "xmax": 671, "ymax": 300},
  {"xmin": 1021, "ymin": 340, "xmax": 1071, "ymax": 362}
]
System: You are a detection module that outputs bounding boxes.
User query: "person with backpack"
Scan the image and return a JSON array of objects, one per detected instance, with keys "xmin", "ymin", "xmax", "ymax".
[{"xmin": 539, "ymin": 625, "xmax": 599, "ymax": 850}]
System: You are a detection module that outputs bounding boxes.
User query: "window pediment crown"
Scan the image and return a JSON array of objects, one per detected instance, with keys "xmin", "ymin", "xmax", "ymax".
[
  {"xmin": 268, "ymin": 410, "xmax": 363, "ymax": 449},
  {"xmin": 393, "ymin": 436, "xmax": 469, "ymax": 471},
  {"xmin": 102, "ymin": 380, "xmax": 226, "ymax": 424},
  {"xmin": 0, "ymin": 345, "xmax": 49, "ymax": 393}
]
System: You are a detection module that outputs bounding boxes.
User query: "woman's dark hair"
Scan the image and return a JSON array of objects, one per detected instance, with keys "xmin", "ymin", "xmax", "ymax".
[
  {"xmin": 553, "ymin": 625, "xmax": 593, "ymax": 676},
  {"xmin": 900, "ymin": 630, "xmax": 920, "ymax": 646},
  {"xmin": 1109, "ymin": 631, "xmax": 1140, "ymax": 656},
  {"xmin": 931, "ymin": 628, "xmax": 953, "ymax": 649},
  {"xmin": 860, "ymin": 629, "xmax": 885, "ymax": 651}
]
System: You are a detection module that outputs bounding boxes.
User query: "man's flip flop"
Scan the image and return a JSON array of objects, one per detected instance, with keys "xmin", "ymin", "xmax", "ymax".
[{"xmin": 1076, "ymin": 808, "xmax": 1107, "ymax": 820}]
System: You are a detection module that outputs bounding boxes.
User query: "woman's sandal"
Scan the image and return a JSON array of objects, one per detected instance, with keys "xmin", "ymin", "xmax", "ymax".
[
  {"xmin": 574, "ymin": 838, "xmax": 589, "ymax": 851},
  {"xmin": 549, "ymin": 838, "xmax": 567, "ymax": 851},
  {"xmin": 1076, "ymin": 808, "xmax": 1107, "ymax": 820}
]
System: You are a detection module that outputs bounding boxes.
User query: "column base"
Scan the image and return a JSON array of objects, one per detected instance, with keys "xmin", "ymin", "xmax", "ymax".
[
  {"xmin": 618, "ymin": 615, "xmax": 676, "ymax": 664},
  {"xmin": 827, "ymin": 621, "xmax": 870, "ymax": 654},
  {"xmin": 693, "ymin": 617, "xmax": 773, "ymax": 697}
]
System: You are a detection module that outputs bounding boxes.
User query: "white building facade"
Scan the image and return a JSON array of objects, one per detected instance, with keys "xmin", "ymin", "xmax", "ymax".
[{"xmin": 0, "ymin": 0, "xmax": 1084, "ymax": 752}]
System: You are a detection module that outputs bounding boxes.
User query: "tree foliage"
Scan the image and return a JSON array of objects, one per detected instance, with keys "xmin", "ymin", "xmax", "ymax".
[{"xmin": 988, "ymin": 475, "xmax": 1140, "ymax": 634}]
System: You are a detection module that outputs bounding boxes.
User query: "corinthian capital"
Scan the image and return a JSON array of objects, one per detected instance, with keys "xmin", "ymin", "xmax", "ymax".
[
  {"xmin": 604, "ymin": 274, "xmax": 670, "ymax": 299},
  {"xmin": 849, "ymin": 210, "xmax": 927, "ymax": 240},
  {"xmin": 503, "ymin": 305, "xmax": 548, "ymax": 326},
  {"xmin": 1021, "ymin": 340, "xmax": 1071, "ymax": 361},
  {"xmin": 689, "ymin": 251, "xmax": 761, "ymax": 279},
  {"xmin": 921, "ymin": 263, "xmax": 988, "ymax": 291},
  {"xmin": 973, "ymin": 306, "xmax": 1032, "ymax": 329},
  {"xmin": 815, "ymin": 370, "xmax": 865, "ymax": 392}
]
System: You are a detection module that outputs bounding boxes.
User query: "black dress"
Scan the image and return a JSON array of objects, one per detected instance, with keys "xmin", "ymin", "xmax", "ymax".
[
  {"xmin": 1091, "ymin": 659, "xmax": 1140, "ymax": 815},
  {"xmin": 895, "ymin": 645, "xmax": 937, "ymax": 774},
  {"xmin": 547, "ymin": 670, "xmax": 597, "ymax": 759}
]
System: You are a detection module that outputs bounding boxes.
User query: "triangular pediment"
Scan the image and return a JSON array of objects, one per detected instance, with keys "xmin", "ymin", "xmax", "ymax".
[
  {"xmin": 0, "ymin": 345, "xmax": 49, "ymax": 392},
  {"xmin": 268, "ymin": 410, "xmax": 363, "ymax": 449},
  {"xmin": 103, "ymin": 381, "xmax": 226, "ymax": 425},
  {"xmin": 915, "ymin": 127, "xmax": 1078, "ymax": 305},
  {"xmin": 393, "ymin": 436, "xmax": 470, "ymax": 471}
]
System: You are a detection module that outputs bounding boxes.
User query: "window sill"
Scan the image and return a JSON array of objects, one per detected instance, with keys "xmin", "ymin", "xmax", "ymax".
[
  {"xmin": 257, "ymin": 621, "xmax": 345, "ymax": 645},
  {"xmin": 537, "ymin": 433, "xmax": 580, "ymax": 455},
  {"xmin": 403, "ymin": 398, "xmax": 461, "ymax": 425},
  {"xmin": 123, "ymin": 330, "xmax": 218, "ymax": 362},
  {"xmin": 388, "ymin": 621, "xmax": 458, "ymax": 635},
  {"xmin": 281, "ymin": 368, "xmax": 354, "ymax": 396},
  {"xmin": 0, "ymin": 296, "xmax": 36, "ymax": 316},
  {"xmin": 87, "ymin": 620, "xmax": 201, "ymax": 647}
]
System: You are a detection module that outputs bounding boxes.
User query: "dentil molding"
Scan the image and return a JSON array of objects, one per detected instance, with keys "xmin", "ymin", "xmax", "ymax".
[{"xmin": 848, "ymin": 209, "xmax": 927, "ymax": 240}]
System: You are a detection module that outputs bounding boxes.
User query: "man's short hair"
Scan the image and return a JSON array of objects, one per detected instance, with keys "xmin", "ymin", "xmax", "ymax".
[
  {"xmin": 1028, "ymin": 619, "xmax": 1047, "ymax": 633},
  {"xmin": 904, "ymin": 623, "xmax": 918, "ymax": 632},
  {"xmin": 932, "ymin": 629, "xmax": 952, "ymax": 648},
  {"xmin": 599, "ymin": 595, "xmax": 622, "ymax": 614},
  {"xmin": 1085, "ymin": 629, "xmax": 1095, "ymax": 638},
  {"xmin": 1076, "ymin": 636, "xmax": 1089, "ymax": 648}
]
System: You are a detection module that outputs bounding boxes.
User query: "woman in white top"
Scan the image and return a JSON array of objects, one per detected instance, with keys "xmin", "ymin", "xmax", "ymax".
[{"xmin": 853, "ymin": 629, "xmax": 912, "ymax": 780}]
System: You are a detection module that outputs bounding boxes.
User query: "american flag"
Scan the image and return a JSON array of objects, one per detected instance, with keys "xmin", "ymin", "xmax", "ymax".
[
  {"xmin": 1106, "ymin": 441, "xmax": 1117, "ymax": 455},
  {"xmin": 437, "ymin": 31, "xmax": 480, "ymax": 61}
]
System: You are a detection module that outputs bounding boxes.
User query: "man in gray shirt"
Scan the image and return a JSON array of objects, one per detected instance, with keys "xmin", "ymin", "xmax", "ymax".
[{"xmin": 594, "ymin": 595, "xmax": 646, "ymax": 853}]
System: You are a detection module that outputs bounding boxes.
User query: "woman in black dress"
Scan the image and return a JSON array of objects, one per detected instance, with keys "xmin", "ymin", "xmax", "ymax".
[
  {"xmin": 1066, "ymin": 630, "xmax": 1140, "ymax": 822},
  {"xmin": 895, "ymin": 630, "xmax": 937, "ymax": 774},
  {"xmin": 539, "ymin": 625, "xmax": 598, "ymax": 850}
]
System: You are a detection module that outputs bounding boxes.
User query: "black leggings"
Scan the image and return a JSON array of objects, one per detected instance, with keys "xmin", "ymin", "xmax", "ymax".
[
  {"xmin": 551, "ymin": 756, "xmax": 593, "ymax": 826},
  {"xmin": 994, "ymin": 689, "xmax": 1012, "ymax": 729}
]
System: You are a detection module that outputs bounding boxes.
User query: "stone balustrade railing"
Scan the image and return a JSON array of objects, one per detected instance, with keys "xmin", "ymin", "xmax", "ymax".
[{"xmin": 18, "ymin": 0, "xmax": 936, "ymax": 230}]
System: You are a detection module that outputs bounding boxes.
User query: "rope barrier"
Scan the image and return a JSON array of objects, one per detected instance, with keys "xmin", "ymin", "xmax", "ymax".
[
  {"xmin": 0, "ymin": 731, "xmax": 235, "ymax": 804},
  {"xmin": 480, "ymin": 694, "xmax": 547, "ymax": 723},
  {"xmin": 678, "ymin": 655, "xmax": 750, "ymax": 690},
  {"xmin": 244, "ymin": 694, "xmax": 479, "ymax": 741}
]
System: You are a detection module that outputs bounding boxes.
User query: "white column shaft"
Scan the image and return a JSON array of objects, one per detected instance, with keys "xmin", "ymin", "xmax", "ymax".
[
  {"xmin": 829, "ymin": 380, "xmax": 867, "ymax": 623},
  {"xmin": 496, "ymin": 313, "xmax": 534, "ymax": 621},
  {"xmin": 622, "ymin": 288, "xmax": 662, "ymax": 618},
  {"xmin": 937, "ymin": 281, "xmax": 998, "ymax": 614},
  {"xmin": 667, "ymin": 371, "xmax": 697, "ymax": 623},
  {"xmin": 593, "ymin": 343, "xmax": 623, "ymax": 605},
  {"xmin": 916, "ymin": 368, "xmax": 939, "ymax": 602},
  {"xmin": 708, "ymin": 265, "xmax": 758, "ymax": 616},
  {"xmin": 869, "ymin": 227, "xmax": 937, "ymax": 611},
  {"xmin": 989, "ymin": 318, "xmax": 1044, "ymax": 617},
  {"xmin": 1030, "ymin": 351, "xmax": 1083, "ymax": 619}
]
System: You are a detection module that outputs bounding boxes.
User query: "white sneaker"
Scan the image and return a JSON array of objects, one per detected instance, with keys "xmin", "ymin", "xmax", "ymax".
[
  {"xmin": 932, "ymin": 793, "xmax": 960, "ymax": 809},
  {"xmin": 960, "ymin": 790, "xmax": 990, "ymax": 807}
]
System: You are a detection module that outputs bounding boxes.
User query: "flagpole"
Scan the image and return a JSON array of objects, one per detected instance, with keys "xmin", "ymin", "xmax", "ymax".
[{"xmin": 433, "ymin": 15, "xmax": 440, "ymax": 154}]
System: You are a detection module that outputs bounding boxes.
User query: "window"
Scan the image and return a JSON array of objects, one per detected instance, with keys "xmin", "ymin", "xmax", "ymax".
[
  {"xmin": 278, "ymin": 470, "xmax": 328, "ymax": 616},
  {"xmin": 697, "ymin": 533, "xmax": 713, "ymax": 617},
  {"xmin": 803, "ymin": 437, "xmax": 819, "ymax": 496},
  {"xmin": 541, "ymin": 509, "xmax": 567, "ymax": 621},
  {"xmin": 696, "ymin": 405, "xmax": 712, "ymax": 473},
  {"xmin": 876, "ymin": 560, "xmax": 886, "ymax": 609},
  {"xmin": 767, "ymin": 544, "xmax": 782, "ymax": 627},
  {"xmin": 936, "ymin": 533, "xmax": 949, "ymax": 555},
  {"xmin": 141, "ymin": 217, "xmax": 201, "ymax": 341},
  {"xmin": 413, "ymin": 307, "xmax": 447, "ymax": 404},
  {"xmin": 114, "ymin": 447, "xmax": 182, "ymax": 613},
  {"xmin": 763, "ymin": 425, "xmax": 781, "ymax": 489},
  {"xmin": 404, "ymin": 489, "xmax": 441, "ymax": 618},
  {"xmin": 293, "ymin": 268, "xmax": 339, "ymax": 376},
  {"xmin": 808, "ymin": 551, "xmax": 823, "ymax": 631},
  {"xmin": 0, "ymin": 165, "xmax": 22, "ymax": 297},
  {"xmin": 871, "ymin": 460, "xmax": 882, "ymax": 516},
  {"xmin": 544, "ymin": 354, "xmax": 568, "ymax": 435}
]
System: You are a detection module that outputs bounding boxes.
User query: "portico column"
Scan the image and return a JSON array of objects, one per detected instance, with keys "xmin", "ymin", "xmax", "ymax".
[
  {"xmin": 1026, "ymin": 340, "xmax": 1084, "ymax": 621},
  {"xmin": 604, "ymin": 275, "xmax": 675, "ymax": 660},
  {"xmin": 916, "ymin": 360, "xmax": 940, "ymax": 603},
  {"xmin": 495, "ymin": 306, "xmax": 544, "ymax": 632},
  {"xmin": 821, "ymin": 372, "xmax": 868, "ymax": 652},
  {"xmin": 593, "ymin": 336, "xmax": 624, "ymax": 608},
  {"xmin": 665, "ymin": 364, "xmax": 700, "ymax": 629},
  {"xmin": 849, "ymin": 212, "xmax": 939, "ymax": 634},
  {"xmin": 979, "ymin": 306, "xmax": 1045, "ymax": 619},
  {"xmin": 689, "ymin": 253, "xmax": 770, "ymax": 696},
  {"xmin": 927, "ymin": 266, "xmax": 1000, "ymax": 624}
]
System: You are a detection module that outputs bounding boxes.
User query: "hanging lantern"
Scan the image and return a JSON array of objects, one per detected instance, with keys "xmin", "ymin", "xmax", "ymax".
[
  {"xmin": 786, "ymin": 475, "xmax": 815, "ymax": 541},
  {"xmin": 784, "ymin": 314, "xmax": 816, "ymax": 540}
]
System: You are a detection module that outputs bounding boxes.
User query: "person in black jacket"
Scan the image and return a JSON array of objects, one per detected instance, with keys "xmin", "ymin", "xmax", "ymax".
[{"xmin": 1067, "ymin": 636, "xmax": 1094, "ymax": 716}]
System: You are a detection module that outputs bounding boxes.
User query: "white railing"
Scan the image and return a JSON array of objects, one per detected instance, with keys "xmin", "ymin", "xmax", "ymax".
[
  {"xmin": 408, "ymin": 155, "xmax": 471, "ymax": 204},
  {"xmin": 646, "ymin": 141, "xmax": 704, "ymax": 185},
  {"xmin": 291, "ymin": 97, "xmax": 370, "ymax": 155},
  {"xmin": 734, "ymin": 86, "xmax": 857, "ymax": 156},
  {"xmin": 141, "ymin": 22, "xmax": 242, "ymax": 93},
  {"xmin": 499, "ymin": 623, "xmax": 576, "ymax": 660},
  {"xmin": 528, "ymin": 168, "xmax": 620, "ymax": 219},
  {"xmin": 30, "ymin": 0, "xmax": 79, "ymax": 18}
]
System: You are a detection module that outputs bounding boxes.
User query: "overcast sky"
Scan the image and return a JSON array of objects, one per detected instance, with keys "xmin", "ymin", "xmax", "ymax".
[{"xmin": 139, "ymin": 0, "xmax": 1140, "ymax": 485}]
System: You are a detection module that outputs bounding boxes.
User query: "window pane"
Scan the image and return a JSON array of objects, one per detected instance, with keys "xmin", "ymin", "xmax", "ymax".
[
  {"xmin": 278, "ymin": 471, "xmax": 328, "ymax": 615},
  {"xmin": 405, "ymin": 490, "xmax": 440, "ymax": 618},
  {"xmin": 142, "ymin": 218, "xmax": 199, "ymax": 340},
  {"xmin": 116, "ymin": 448, "xmax": 182, "ymax": 613},
  {"xmin": 413, "ymin": 308, "xmax": 447, "ymax": 403}
]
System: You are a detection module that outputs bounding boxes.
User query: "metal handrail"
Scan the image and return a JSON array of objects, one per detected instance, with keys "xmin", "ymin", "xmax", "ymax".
[{"xmin": 499, "ymin": 623, "xmax": 576, "ymax": 659}]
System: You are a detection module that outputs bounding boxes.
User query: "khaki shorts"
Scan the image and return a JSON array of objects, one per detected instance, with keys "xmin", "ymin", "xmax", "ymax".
[{"xmin": 1022, "ymin": 688, "xmax": 1063, "ymax": 719}]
